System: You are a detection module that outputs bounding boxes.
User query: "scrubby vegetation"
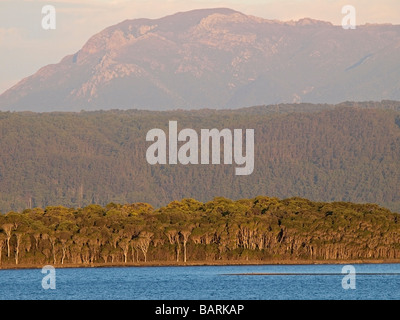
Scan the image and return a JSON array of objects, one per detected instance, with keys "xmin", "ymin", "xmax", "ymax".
[{"xmin": 1, "ymin": 197, "xmax": 400, "ymax": 267}]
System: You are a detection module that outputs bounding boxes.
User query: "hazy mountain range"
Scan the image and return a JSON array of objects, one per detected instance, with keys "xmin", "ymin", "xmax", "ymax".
[{"xmin": 1, "ymin": 8, "xmax": 400, "ymax": 112}]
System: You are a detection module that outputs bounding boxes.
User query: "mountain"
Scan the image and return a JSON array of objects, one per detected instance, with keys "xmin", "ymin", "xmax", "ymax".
[
  {"xmin": 1, "ymin": 8, "xmax": 400, "ymax": 111},
  {"xmin": 0, "ymin": 101, "xmax": 399, "ymax": 213}
]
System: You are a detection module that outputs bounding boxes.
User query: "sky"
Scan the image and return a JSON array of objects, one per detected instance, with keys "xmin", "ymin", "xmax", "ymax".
[{"xmin": 0, "ymin": 0, "xmax": 399, "ymax": 94}]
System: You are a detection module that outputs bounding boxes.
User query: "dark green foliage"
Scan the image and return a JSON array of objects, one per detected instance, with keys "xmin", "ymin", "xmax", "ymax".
[
  {"xmin": 0, "ymin": 101, "xmax": 399, "ymax": 213},
  {"xmin": 0, "ymin": 197, "xmax": 399, "ymax": 266}
]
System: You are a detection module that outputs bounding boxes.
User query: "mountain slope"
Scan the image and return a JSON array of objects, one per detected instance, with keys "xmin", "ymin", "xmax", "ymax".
[
  {"xmin": 1, "ymin": 8, "xmax": 400, "ymax": 111},
  {"xmin": 0, "ymin": 101, "xmax": 399, "ymax": 213}
]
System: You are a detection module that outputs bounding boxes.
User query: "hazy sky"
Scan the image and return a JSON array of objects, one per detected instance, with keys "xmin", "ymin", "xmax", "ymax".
[{"xmin": 1, "ymin": 0, "xmax": 399, "ymax": 94}]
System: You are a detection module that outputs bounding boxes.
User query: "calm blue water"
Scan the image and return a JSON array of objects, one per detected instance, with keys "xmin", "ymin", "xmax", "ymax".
[{"xmin": 1, "ymin": 264, "xmax": 400, "ymax": 300}]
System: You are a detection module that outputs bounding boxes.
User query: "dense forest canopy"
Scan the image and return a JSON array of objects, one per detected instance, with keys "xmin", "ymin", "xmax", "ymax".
[
  {"xmin": 0, "ymin": 101, "xmax": 400, "ymax": 213},
  {"xmin": 0, "ymin": 197, "xmax": 399, "ymax": 267}
]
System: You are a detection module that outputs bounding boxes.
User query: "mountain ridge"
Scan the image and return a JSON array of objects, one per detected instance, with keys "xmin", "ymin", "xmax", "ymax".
[
  {"xmin": 0, "ymin": 101, "xmax": 399, "ymax": 213},
  {"xmin": 1, "ymin": 8, "xmax": 400, "ymax": 111}
]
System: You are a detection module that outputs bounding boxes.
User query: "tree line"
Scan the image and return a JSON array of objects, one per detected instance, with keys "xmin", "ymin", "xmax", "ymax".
[{"xmin": 1, "ymin": 196, "xmax": 400, "ymax": 267}]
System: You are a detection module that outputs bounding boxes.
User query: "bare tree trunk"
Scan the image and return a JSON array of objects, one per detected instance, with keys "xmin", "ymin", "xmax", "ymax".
[
  {"xmin": 2, "ymin": 224, "xmax": 13, "ymax": 258},
  {"xmin": 7, "ymin": 237, "xmax": 10, "ymax": 258},
  {"xmin": 166, "ymin": 230, "xmax": 180, "ymax": 262},
  {"xmin": 119, "ymin": 240, "xmax": 130, "ymax": 264},
  {"xmin": 130, "ymin": 243, "xmax": 135, "ymax": 263},
  {"xmin": 138, "ymin": 239, "xmax": 150, "ymax": 262},
  {"xmin": 15, "ymin": 234, "xmax": 22, "ymax": 265},
  {"xmin": 176, "ymin": 237, "xmax": 181, "ymax": 262},
  {"xmin": 61, "ymin": 247, "xmax": 67, "ymax": 264},
  {"xmin": 0, "ymin": 239, "xmax": 4, "ymax": 265},
  {"xmin": 137, "ymin": 232, "xmax": 153, "ymax": 263},
  {"xmin": 33, "ymin": 234, "xmax": 40, "ymax": 250},
  {"xmin": 49, "ymin": 236, "xmax": 57, "ymax": 265},
  {"xmin": 180, "ymin": 231, "xmax": 191, "ymax": 263}
]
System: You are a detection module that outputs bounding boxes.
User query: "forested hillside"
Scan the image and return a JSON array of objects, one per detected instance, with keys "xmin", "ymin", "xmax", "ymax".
[
  {"xmin": 0, "ymin": 101, "xmax": 400, "ymax": 212},
  {"xmin": 1, "ymin": 197, "xmax": 399, "ymax": 267}
]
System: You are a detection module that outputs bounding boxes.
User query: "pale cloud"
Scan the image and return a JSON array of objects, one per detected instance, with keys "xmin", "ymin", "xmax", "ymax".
[
  {"xmin": 8, "ymin": 0, "xmax": 400, "ymax": 24},
  {"xmin": 0, "ymin": 27, "xmax": 24, "ymax": 44},
  {"xmin": 69, "ymin": 0, "xmax": 400, "ymax": 25}
]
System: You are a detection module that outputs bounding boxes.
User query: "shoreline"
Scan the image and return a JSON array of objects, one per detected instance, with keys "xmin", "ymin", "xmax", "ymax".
[{"xmin": 2, "ymin": 259, "xmax": 400, "ymax": 271}]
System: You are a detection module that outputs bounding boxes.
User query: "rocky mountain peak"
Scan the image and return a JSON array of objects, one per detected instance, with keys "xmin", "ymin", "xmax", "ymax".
[{"xmin": 0, "ymin": 8, "xmax": 399, "ymax": 111}]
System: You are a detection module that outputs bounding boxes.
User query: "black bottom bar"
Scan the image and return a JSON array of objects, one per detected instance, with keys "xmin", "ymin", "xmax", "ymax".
[{"xmin": 4, "ymin": 300, "xmax": 396, "ymax": 319}]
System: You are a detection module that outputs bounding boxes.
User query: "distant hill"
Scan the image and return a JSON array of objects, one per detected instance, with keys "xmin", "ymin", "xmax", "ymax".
[
  {"xmin": 1, "ymin": 8, "xmax": 400, "ymax": 111},
  {"xmin": 0, "ymin": 101, "xmax": 399, "ymax": 213}
]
